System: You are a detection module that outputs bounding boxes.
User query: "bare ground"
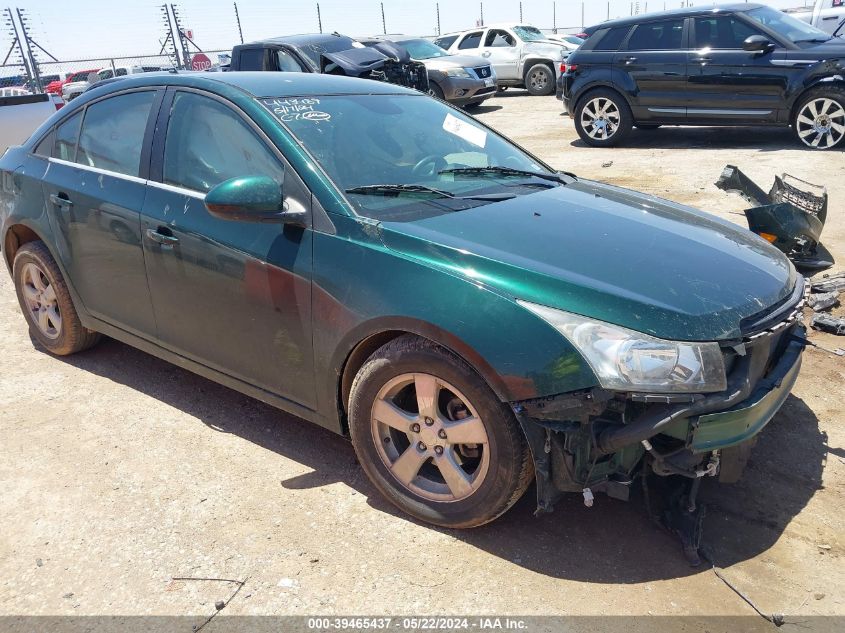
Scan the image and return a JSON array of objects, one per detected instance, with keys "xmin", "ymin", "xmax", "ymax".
[{"xmin": 0, "ymin": 92, "xmax": 843, "ymax": 624}]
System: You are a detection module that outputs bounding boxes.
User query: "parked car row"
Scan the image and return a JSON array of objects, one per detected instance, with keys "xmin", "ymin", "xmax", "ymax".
[{"xmin": 558, "ymin": 2, "xmax": 845, "ymax": 150}]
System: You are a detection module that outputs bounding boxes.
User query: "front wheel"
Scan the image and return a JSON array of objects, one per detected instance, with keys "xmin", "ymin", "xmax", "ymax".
[
  {"xmin": 793, "ymin": 87, "xmax": 845, "ymax": 150},
  {"xmin": 348, "ymin": 335, "xmax": 533, "ymax": 528},
  {"xmin": 573, "ymin": 89, "xmax": 633, "ymax": 147},
  {"xmin": 524, "ymin": 63, "xmax": 554, "ymax": 96}
]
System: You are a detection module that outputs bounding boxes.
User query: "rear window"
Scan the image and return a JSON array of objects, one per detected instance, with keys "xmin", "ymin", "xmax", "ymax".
[
  {"xmin": 53, "ymin": 111, "xmax": 82, "ymax": 161},
  {"xmin": 626, "ymin": 19, "xmax": 684, "ymax": 50},
  {"xmin": 592, "ymin": 26, "xmax": 631, "ymax": 51},
  {"xmin": 458, "ymin": 31, "xmax": 483, "ymax": 50}
]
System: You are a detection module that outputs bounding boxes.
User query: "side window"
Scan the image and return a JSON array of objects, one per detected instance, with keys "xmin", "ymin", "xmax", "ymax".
[
  {"xmin": 276, "ymin": 50, "xmax": 305, "ymax": 72},
  {"xmin": 458, "ymin": 31, "xmax": 483, "ymax": 50},
  {"xmin": 98, "ymin": 69, "xmax": 113, "ymax": 80},
  {"xmin": 434, "ymin": 35, "xmax": 457, "ymax": 50},
  {"xmin": 694, "ymin": 16, "xmax": 762, "ymax": 49},
  {"xmin": 592, "ymin": 26, "xmax": 631, "ymax": 51},
  {"xmin": 162, "ymin": 91, "xmax": 282, "ymax": 194},
  {"xmin": 626, "ymin": 19, "xmax": 685, "ymax": 50},
  {"xmin": 237, "ymin": 48, "xmax": 266, "ymax": 69},
  {"xmin": 53, "ymin": 110, "xmax": 83, "ymax": 161},
  {"xmin": 485, "ymin": 29, "xmax": 515, "ymax": 47},
  {"xmin": 34, "ymin": 130, "xmax": 55, "ymax": 157},
  {"xmin": 76, "ymin": 91, "xmax": 156, "ymax": 177},
  {"xmin": 116, "ymin": 68, "xmax": 128, "ymax": 77}
]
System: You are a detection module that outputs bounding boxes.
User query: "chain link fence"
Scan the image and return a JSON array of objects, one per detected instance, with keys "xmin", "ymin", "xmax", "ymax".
[{"xmin": 1, "ymin": 0, "xmax": 807, "ymax": 95}]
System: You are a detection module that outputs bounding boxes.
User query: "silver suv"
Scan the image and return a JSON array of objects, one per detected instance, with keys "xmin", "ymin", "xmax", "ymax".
[{"xmin": 434, "ymin": 24, "xmax": 569, "ymax": 96}]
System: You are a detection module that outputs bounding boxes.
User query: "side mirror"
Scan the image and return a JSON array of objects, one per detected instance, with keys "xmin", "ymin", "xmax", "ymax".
[
  {"xmin": 743, "ymin": 35, "xmax": 774, "ymax": 53},
  {"xmin": 204, "ymin": 175, "xmax": 306, "ymax": 226}
]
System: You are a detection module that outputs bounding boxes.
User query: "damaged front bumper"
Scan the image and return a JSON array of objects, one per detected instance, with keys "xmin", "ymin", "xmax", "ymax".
[
  {"xmin": 715, "ymin": 165, "xmax": 833, "ymax": 274},
  {"xmin": 511, "ymin": 306, "xmax": 807, "ymax": 515}
]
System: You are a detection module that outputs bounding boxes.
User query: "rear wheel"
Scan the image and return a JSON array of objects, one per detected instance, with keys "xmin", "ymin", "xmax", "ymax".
[
  {"xmin": 12, "ymin": 241, "xmax": 100, "ymax": 355},
  {"xmin": 573, "ymin": 89, "xmax": 633, "ymax": 147},
  {"xmin": 348, "ymin": 335, "xmax": 533, "ymax": 528},
  {"xmin": 524, "ymin": 63, "xmax": 554, "ymax": 96},
  {"xmin": 793, "ymin": 87, "xmax": 845, "ymax": 150}
]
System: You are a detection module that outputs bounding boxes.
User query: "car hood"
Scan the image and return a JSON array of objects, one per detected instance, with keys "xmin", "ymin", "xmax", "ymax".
[
  {"xmin": 422, "ymin": 54, "xmax": 490, "ymax": 70},
  {"xmin": 790, "ymin": 38, "xmax": 845, "ymax": 57},
  {"xmin": 378, "ymin": 180, "xmax": 796, "ymax": 342}
]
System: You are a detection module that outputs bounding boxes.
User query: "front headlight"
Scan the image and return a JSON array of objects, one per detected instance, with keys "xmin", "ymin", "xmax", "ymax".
[
  {"xmin": 445, "ymin": 67, "xmax": 472, "ymax": 78},
  {"xmin": 518, "ymin": 301, "xmax": 727, "ymax": 393}
]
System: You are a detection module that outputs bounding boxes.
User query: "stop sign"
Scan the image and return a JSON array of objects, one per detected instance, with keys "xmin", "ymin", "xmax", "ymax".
[{"xmin": 191, "ymin": 53, "xmax": 212, "ymax": 71}]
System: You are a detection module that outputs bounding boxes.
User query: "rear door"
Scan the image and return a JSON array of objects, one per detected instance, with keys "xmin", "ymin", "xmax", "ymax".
[
  {"xmin": 141, "ymin": 88, "xmax": 316, "ymax": 408},
  {"xmin": 455, "ymin": 30, "xmax": 484, "ymax": 56},
  {"xmin": 41, "ymin": 89, "xmax": 161, "ymax": 336},
  {"xmin": 613, "ymin": 17, "xmax": 689, "ymax": 122},
  {"xmin": 686, "ymin": 13, "xmax": 788, "ymax": 124},
  {"xmin": 478, "ymin": 29, "xmax": 520, "ymax": 80}
]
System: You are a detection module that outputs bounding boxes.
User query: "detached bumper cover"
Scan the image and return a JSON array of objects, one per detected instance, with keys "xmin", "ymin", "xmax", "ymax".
[{"xmin": 691, "ymin": 331, "xmax": 804, "ymax": 452}]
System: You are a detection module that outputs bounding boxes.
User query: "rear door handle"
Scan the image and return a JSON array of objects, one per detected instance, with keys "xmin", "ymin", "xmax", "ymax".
[
  {"xmin": 481, "ymin": 51, "xmax": 491, "ymax": 57},
  {"xmin": 49, "ymin": 193, "xmax": 73, "ymax": 208},
  {"xmin": 622, "ymin": 56, "xmax": 638, "ymax": 64},
  {"xmin": 693, "ymin": 57, "xmax": 712, "ymax": 63},
  {"xmin": 146, "ymin": 227, "xmax": 179, "ymax": 246}
]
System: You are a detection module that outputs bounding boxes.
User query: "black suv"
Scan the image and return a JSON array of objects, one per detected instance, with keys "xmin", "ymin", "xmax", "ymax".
[{"xmin": 558, "ymin": 3, "xmax": 845, "ymax": 149}]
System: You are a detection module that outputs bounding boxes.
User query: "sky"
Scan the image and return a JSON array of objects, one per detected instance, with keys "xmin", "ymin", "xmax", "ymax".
[{"xmin": 6, "ymin": 0, "xmax": 813, "ymax": 67}]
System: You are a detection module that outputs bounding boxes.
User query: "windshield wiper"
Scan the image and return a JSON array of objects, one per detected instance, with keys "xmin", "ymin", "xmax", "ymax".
[
  {"xmin": 345, "ymin": 183, "xmax": 516, "ymax": 201},
  {"xmin": 438, "ymin": 166, "xmax": 575, "ymax": 185},
  {"xmin": 794, "ymin": 37, "xmax": 831, "ymax": 43}
]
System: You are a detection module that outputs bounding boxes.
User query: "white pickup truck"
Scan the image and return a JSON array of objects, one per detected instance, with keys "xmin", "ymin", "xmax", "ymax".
[
  {"xmin": 787, "ymin": 0, "xmax": 845, "ymax": 35},
  {"xmin": 0, "ymin": 92, "xmax": 59, "ymax": 153}
]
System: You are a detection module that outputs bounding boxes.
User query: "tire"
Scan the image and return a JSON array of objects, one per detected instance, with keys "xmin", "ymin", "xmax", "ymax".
[
  {"xmin": 12, "ymin": 241, "xmax": 100, "ymax": 356},
  {"xmin": 348, "ymin": 335, "xmax": 534, "ymax": 528},
  {"xmin": 524, "ymin": 63, "xmax": 554, "ymax": 96},
  {"xmin": 635, "ymin": 123, "xmax": 661, "ymax": 130},
  {"xmin": 573, "ymin": 88, "xmax": 633, "ymax": 147},
  {"xmin": 428, "ymin": 82, "xmax": 445, "ymax": 101},
  {"xmin": 793, "ymin": 86, "xmax": 845, "ymax": 150}
]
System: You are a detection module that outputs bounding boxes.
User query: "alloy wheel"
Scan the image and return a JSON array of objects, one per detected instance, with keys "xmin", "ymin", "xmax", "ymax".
[
  {"xmin": 20, "ymin": 262, "xmax": 62, "ymax": 339},
  {"xmin": 580, "ymin": 97, "xmax": 621, "ymax": 140},
  {"xmin": 370, "ymin": 373, "xmax": 490, "ymax": 502},
  {"xmin": 796, "ymin": 98, "xmax": 845, "ymax": 148}
]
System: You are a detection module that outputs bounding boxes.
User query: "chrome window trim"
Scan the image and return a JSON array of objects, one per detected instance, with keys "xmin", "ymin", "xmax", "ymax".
[{"xmin": 47, "ymin": 156, "xmax": 148, "ymax": 185}]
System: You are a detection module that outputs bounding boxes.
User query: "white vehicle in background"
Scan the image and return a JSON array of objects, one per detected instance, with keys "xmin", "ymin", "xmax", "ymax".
[
  {"xmin": 61, "ymin": 65, "xmax": 164, "ymax": 101},
  {"xmin": 0, "ymin": 91, "xmax": 62, "ymax": 152},
  {"xmin": 786, "ymin": 0, "xmax": 845, "ymax": 35},
  {"xmin": 543, "ymin": 33, "xmax": 585, "ymax": 50},
  {"xmin": 433, "ymin": 23, "xmax": 570, "ymax": 96}
]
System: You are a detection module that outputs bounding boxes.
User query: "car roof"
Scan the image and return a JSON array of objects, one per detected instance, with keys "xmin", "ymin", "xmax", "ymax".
[
  {"xmin": 240, "ymin": 33, "xmax": 355, "ymax": 48},
  {"xmin": 586, "ymin": 3, "xmax": 764, "ymax": 31},
  {"xmin": 80, "ymin": 70, "xmax": 418, "ymax": 99}
]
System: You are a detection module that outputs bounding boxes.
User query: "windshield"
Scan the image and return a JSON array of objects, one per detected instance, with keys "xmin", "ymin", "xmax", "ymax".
[
  {"xmin": 745, "ymin": 6, "xmax": 831, "ymax": 43},
  {"xmin": 564, "ymin": 35, "xmax": 584, "ymax": 46},
  {"xmin": 296, "ymin": 36, "xmax": 358, "ymax": 69},
  {"xmin": 397, "ymin": 39, "xmax": 449, "ymax": 59},
  {"xmin": 261, "ymin": 94, "xmax": 555, "ymax": 220},
  {"xmin": 513, "ymin": 26, "xmax": 546, "ymax": 42}
]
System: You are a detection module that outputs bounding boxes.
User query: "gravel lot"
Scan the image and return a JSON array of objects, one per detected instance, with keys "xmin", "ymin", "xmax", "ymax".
[{"xmin": 1, "ymin": 92, "xmax": 843, "ymax": 627}]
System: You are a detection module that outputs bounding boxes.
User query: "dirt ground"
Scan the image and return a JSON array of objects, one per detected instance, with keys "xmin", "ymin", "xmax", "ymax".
[{"xmin": 0, "ymin": 92, "xmax": 843, "ymax": 628}]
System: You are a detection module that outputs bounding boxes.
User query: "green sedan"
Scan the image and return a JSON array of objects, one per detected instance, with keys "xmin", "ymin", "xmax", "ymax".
[{"xmin": 0, "ymin": 72, "xmax": 806, "ymax": 543}]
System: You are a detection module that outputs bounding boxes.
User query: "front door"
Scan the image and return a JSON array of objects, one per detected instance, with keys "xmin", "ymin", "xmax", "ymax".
[
  {"xmin": 685, "ymin": 13, "xmax": 788, "ymax": 124},
  {"xmin": 613, "ymin": 17, "xmax": 689, "ymax": 122},
  {"xmin": 141, "ymin": 89, "xmax": 316, "ymax": 408},
  {"xmin": 479, "ymin": 29, "xmax": 521, "ymax": 80},
  {"xmin": 41, "ymin": 89, "xmax": 160, "ymax": 336}
]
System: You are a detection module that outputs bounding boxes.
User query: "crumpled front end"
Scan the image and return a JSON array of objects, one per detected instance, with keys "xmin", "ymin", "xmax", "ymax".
[{"xmin": 510, "ymin": 277, "xmax": 808, "ymax": 561}]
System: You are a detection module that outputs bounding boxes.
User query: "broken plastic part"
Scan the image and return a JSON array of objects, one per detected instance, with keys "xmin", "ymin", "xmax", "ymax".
[
  {"xmin": 582, "ymin": 488, "xmax": 594, "ymax": 507},
  {"xmin": 811, "ymin": 272, "xmax": 845, "ymax": 294},
  {"xmin": 715, "ymin": 165, "xmax": 833, "ymax": 274},
  {"xmin": 810, "ymin": 313, "xmax": 845, "ymax": 336},
  {"xmin": 807, "ymin": 290, "xmax": 840, "ymax": 312}
]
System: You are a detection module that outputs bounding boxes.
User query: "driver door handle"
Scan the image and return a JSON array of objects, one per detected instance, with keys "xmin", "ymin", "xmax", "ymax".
[
  {"xmin": 49, "ymin": 193, "xmax": 73, "ymax": 208},
  {"xmin": 146, "ymin": 227, "xmax": 179, "ymax": 246},
  {"xmin": 481, "ymin": 51, "xmax": 491, "ymax": 57},
  {"xmin": 622, "ymin": 56, "xmax": 638, "ymax": 64}
]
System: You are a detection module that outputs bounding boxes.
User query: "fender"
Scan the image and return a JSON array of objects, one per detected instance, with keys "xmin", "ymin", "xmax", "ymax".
[
  {"xmin": 569, "ymin": 70, "xmax": 630, "ymax": 109},
  {"xmin": 784, "ymin": 57, "xmax": 845, "ymax": 118},
  {"xmin": 518, "ymin": 54, "xmax": 557, "ymax": 80}
]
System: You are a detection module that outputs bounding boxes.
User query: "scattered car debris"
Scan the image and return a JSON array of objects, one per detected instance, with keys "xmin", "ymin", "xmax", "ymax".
[
  {"xmin": 811, "ymin": 314, "xmax": 845, "ymax": 335},
  {"xmin": 715, "ymin": 165, "xmax": 833, "ymax": 273},
  {"xmin": 811, "ymin": 271, "xmax": 845, "ymax": 294},
  {"xmin": 171, "ymin": 576, "xmax": 247, "ymax": 633},
  {"xmin": 807, "ymin": 291, "xmax": 840, "ymax": 312},
  {"xmin": 601, "ymin": 160, "xmax": 613, "ymax": 168}
]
